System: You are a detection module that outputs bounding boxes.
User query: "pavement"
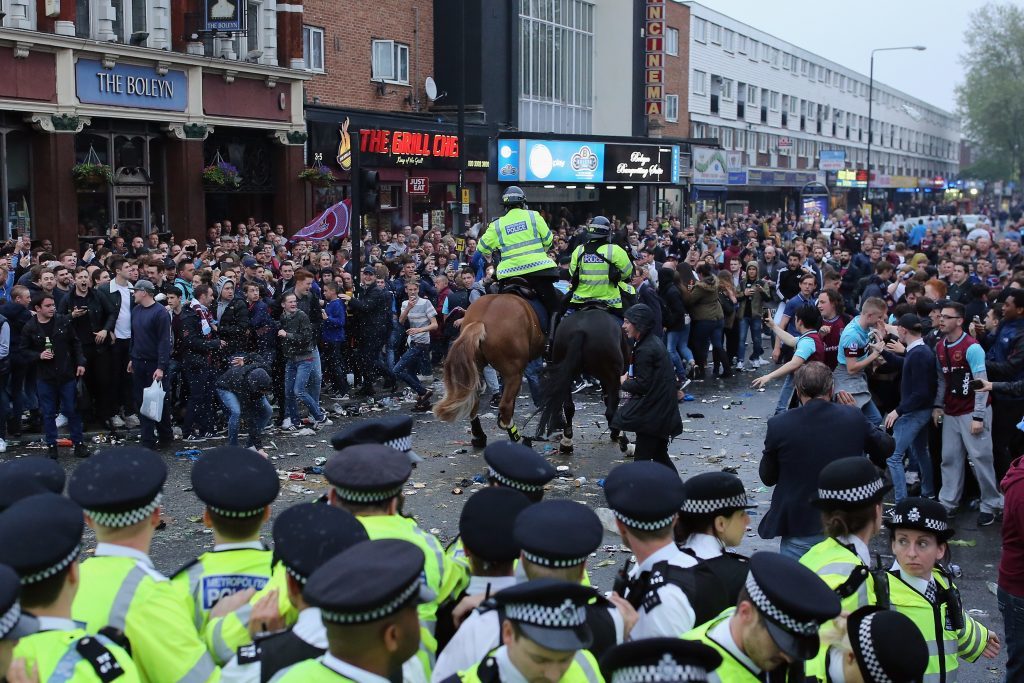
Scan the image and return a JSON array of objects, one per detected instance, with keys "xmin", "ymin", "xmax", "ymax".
[{"xmin": 2, "ymin": 370, "xmax": 1008, "ymax": 681}]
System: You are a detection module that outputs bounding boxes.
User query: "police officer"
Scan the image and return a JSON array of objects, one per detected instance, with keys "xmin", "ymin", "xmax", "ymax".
[
  {"xmin": 172, "ymin": 446, "xmax": 281, "ymax": 634},
  {"xmin": 329, "ymin": 415, "xmax": 424, "ymax": 464},
  {"xmin": 220, "ymin": 504, "xmax": 369, "ymax": 683},
  {"xmin": 0, "ymin": 456, "xmax": 65, "ymax": 512},
  {"xmin": 477, "ymin": 187, "xmax": 562, "ymax": 355},
  {"xmin": 805, "ymin": 606, "xmax": 928, "ymax": 683},
  {"xmin": 800, "ymin": 457, "xmax": 890, "ymax": 613},
  {"xmin": 441, "ymin": 579, "xmax": 603, "ymax": 683},
  {"xmin": 68, "ymin": 447, "xmax": 221, "ymax": 682},
  {"xmin": 683, "ymin": 552, "xmax": 841, "ymax": 682},
  {"xmin": 599, "ymin": 639, "xmax": 721, "ymax": 683},
  {"xmin": 325, "ymin": 444, "xmax": 463, "ymax": 638},
  {"xmin": 603, "ymin": 461, "xmax": 700, "ymax": 638},
  {"xmin": 434, "ymin": 500, "xmax": 619, "ymax": 682},
  {"xmin": 0, "ymin": 563, "xmax": 38, "ymax": 675},
  {"xmin": 272, "ymin": 539, "xmax": 429, "ymax": 682},
  {"xmin": 435, "ymin": 488, "xmax": 531, "ymax": 652},
  {"xmin": 0, "ymin": 493, "xmax": 139, "ymax": 682},
  {"xmin": 565, "ymin": 216, "xmax": 635, "ymax": 316}
]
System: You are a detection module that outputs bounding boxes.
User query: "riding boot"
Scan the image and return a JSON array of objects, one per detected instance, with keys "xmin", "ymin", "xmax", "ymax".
[{"xmin": 544, "ymin": 312, "xmax": 560, "ymax": 363}]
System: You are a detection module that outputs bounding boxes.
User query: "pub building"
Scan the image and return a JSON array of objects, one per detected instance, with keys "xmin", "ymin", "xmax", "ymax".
[
  {"xmin": 0, "ymin": 4, "xmax": 311, "ymax": 250},
  {"xmin": 306, "ymin": 108, "xmax": 491, "ymax": 234},
  {"xmin": 495, "ymin": 133, "xmax": 684, "ymax": 227}
]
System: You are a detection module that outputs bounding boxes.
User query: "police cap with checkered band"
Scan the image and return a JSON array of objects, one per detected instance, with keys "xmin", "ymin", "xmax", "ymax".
[
  {"xmin": 604, "ymin": 462, "xmax": 685, "ymax": 531},
  {"xmin": 492, "ymin": 578, "xmax": 597, "ymax": 651},
  {"xmin": 0, "ymin": 456, "xmax": 65, "ymax": 512},
  {"xmin": 744, "ymin": 552, "xmax": 841, "ymax": 661},
  {"xmin": 0, "ymin": 564, "xmax": 36, "ymax": 641},
  {"xmin": 484, "ymin": 441, "xmax": 556, "ymax": 494},
  {"xmin": 810, "ymin": 457, "xmax": 891, "ymax": 511},
  {"xmin": 69, "ymin": 447, "xmax": 167, "ymax": 528},
  {"xmin": 330, "ymin": 416, "xmax": 423, "ymax": 464},
  {"xmin": 513, "ymin": 500, "xmax": 603, "ymax": 569},
  {"xmin": 847, "ymin": 606, "xmax": 928, "ymax": 683},
  {"xmin": 304, "ymin": 539, "xmax": 430, "ymax": 625},
  {"xmin": 459, "ymin": 487, "xmax": 532, "ymax": 563},
  {"xmin": 0, "ymin": 493, "xmax": 83, "ymax": 586},
  {"xmin": 271, "ymin": 503, "xmax": 368, "ymax": 583},
  {"xmin": 680, "ymin": 471, "xmax": 755, "ymax": 517},
  {"xmin": 600, "ymin": 638, "xmax": 721, "ymax": 683},
  {"xmin": 886, "ymin": 496, "xmax": 954, "ymax": 542},
  {"xmin": 325, "ymin": 444, "xmax": 412, "ymax": 505},
  {"xmin": 192, "ymin": 446, "xmax": 280, "ymax": 519}
]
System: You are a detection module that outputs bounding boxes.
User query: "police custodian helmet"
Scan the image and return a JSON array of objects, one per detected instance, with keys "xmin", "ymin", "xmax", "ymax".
[
  {"xmin": 588, "ymin": 216, "xmax": 612, "ymax": 239},
  {"xmin": 502, "ymin": 186, "xmax": 526, "ymax": 206}
]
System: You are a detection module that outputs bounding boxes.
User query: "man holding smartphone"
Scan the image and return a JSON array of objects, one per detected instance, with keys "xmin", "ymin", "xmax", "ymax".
[{"xmin": 59, "ymin": 268, "xmax": 111, "ymax": 431}]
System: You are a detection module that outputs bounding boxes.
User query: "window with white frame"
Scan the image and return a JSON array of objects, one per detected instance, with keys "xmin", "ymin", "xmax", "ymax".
[
  {"xmin": 723, "ymin": 29, "xmax": 734, "ymax": 52},
  {"xmin": 693, "ymin": 17, "xmax": 706, "ymax": 42},
  {"xmin": 665, "ymin": 27, "xmax": 679, "ymax": 56},
  {"xmin": 789, "ymin": 96, "xmax": 797, "ymax": 114},
  {"xmin": 747, "ymin": 84, "xmax": 757, "ymax": 104},
  {"xmin": 303, "ymin": 25, "xmax": 325, "ymax": 72},
  {"xmin": 722, "ymin": 128, "xmax": 733, "ymax": 148},
  {"xmin": 737, "ymin": 34, "xmax": 747, "ymax": 53},
  {"xmin": 736, "ymin": 130, "xmax": 746, "ymax": 149},
  {"xmin": 692, "ymin": 70, "xmax": 707, "ymax": 95},
  {"xmin": 761, "ymin": 43, "xmax": 770, "ymax": 61},
  {"xmin": 721, "ymin": 79, "xmax": 733, "ymax": 100},
  {"xmin": 770, "ymin": 91, "xmax": 779, "ymax": 110},
  {"xmin": 771, "ymin": 48, "xmax": 780, "ymax": 68},
  {"xmin": 748, "ymin": 39, "xmax": 758, "ymax": 61},
  {"xmin": 109, "ymin": 0, "xmax": 149, "ymax": 44},
  {"xmin": 372, "ymin": 39, "xmax": 410, "ymax": 84},
  {"xmin": 709, "ymin": 23, "xmax": 721, "ymax": 44},
  {"xmin": 758, "ymin": 133, "xmax": 768, "ymax": 153},
  {"xmin": 665, "ymin": 94, "xmax": 679, "ymax": 122},
  {"xmin": 800, "ymin": 59, "xmax": 809, "ymax": 76}
]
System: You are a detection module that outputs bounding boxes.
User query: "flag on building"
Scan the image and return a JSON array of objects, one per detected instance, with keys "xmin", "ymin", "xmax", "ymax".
[{"xmin": 292, "ymin": 198, "xmax": 351, "ymax": 242}]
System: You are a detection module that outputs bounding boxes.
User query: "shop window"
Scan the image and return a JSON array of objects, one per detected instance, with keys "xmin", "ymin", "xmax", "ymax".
[
  {"xmin": 3, "ymin": 131, "xmax": 32, "ymax": 239},
  {"xmin": 372, "ymin": 39, "xmax": 410, "ymax": 84},
  {"xmin": 303, "ymin": 25, "xmax": 325, "ymax": 72}
]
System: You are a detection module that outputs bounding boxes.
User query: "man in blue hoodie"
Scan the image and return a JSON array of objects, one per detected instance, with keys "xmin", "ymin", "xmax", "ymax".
[{"xmin": 978, "ymin": 288, "xmax": 1024, "ymax": 479}]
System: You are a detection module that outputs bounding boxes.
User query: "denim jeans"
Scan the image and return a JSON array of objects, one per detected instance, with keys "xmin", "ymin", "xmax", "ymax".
[
  {"xmin": 774, "ymin": 375, "xmax": 796, "ymax": 414},
  {"xmin": 737, "ymin": 316, "xmax": 764, "ymax": 363},
  {"xmin": 861, "ymin": 398, "xmax": 883, "ymax": 426},
  {"xmin": 394, "ymin": 343, "xmax": 430, "ymax": 396},
  {"xmin": 779, "ymin": 534, "xmax": 824, "ymax": 560},
  {"xmin": 999, "ymin": 585, "xmax": 1024, "ymax": 682},
  {"xmin": 524, "ymin": 358, "xmax": 543, "ymax": 407},
  {"xmin": 183, "ymin": 366, "xmax": 216, "ymax": 436},
  {"xmin": 666, "ymin": 326, "xmax": 694, "ymax": 380},
  {"xmin": 285, "ymin": 356, "xmax": 325, "ymax": 423},
  {"xmin": 690, "ymin": 319, "xmax": 725, "ymax": 369},
  {"xmin": 322, "ymin": 341, "xmax": 350, "ymax": 395},
  {"xmin": 218, "ymin": 389, "xmax": 272, "ymax": 447},
  {"xmin": 37, "ymin": 379, "xmax": 83, "ymax": 445},
  {"xmin": 308, "ymin": 347, "xmax": 323, "ymax": 405},
  {"xmin": 888, "ymin": 408, "xmax": 935, "ymax": 501}
]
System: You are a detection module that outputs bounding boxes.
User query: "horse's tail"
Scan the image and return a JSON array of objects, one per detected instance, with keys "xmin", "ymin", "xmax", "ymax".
[
  {"xmin": 538, "ymin": 329, "xmax": 586, "ymax": 436},
  {"xmin": 434, "ymin": 321, "xmax": 485, "ymax": 423}
]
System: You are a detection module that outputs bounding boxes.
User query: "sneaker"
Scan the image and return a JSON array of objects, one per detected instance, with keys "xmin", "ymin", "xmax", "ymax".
[
  {"xmin": 73, "ymin": 443, "xmax": 93, "ymax": 459},
  {"xmin": 977, "ymin": 511, "xmax": 999, "ymax": 527},
  {"xmin": 55, "ymin": 413, "xmax": 68, "ymax": 429},
  {"xmin": 571, "ymin": 378, "xmax": 593, "ymax": 394},
  {"xmin": 280, "ymin": 417, "xmax": 294, "ymax": 430},
  {"xmin": 125, "ymin": 414, "xmax": 141, "ymax": 429},
  {"xmin": 417, "ymin": 374, "xmax": 434, "ymax": 383},
  {"xmin": 414, "ymin": 390, "xmax": 434, "ymax": 411},
  {"xmin": 489, "ymin": 393, "xmax": 502, "ymax": 409},
  {"xmin": 313, "ymin": 415, "xmax": 333, "ymax": 428},
  {"xmin": 110, "ymin": 415, "xmax": 126, "ymax": 429},
  {"xmin": 0, "ymin": 438, "xmax": 6, "ymax": 453},
  {"xmin": 735, "ymin": 361, "xmax": 746, "ymax": 372},
  {"xmin": 678, "ymin": 377, "xmax": 692, "ymax": 390},
  {"xmin": 280, "ymin": 424, "xmax": 299, "ymax": 433},
  {"xmin": 47, "ymin": 444, "xmax": 58, "ymax": 460},
  {"xmin": 183, "ymin": 433, "xmax": 207, "ymax": 443},
  {"xmin": 751, "ymin": 358, "xmax": 767, "ymax": 368}
]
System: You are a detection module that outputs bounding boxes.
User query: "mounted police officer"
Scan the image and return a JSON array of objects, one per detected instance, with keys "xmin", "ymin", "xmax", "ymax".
[
  {"xmin": 566, "ymin": 216, "xmax": 635, "ymax": 317},
  {"xmin": 477, "ymin": 187, "xmax": 562, "ymax": 356}
]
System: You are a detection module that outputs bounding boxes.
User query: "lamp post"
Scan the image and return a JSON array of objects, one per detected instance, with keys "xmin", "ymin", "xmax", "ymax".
[{"xmin": 866, "ymin": 45, "xmax": 925, "ymax": 200}]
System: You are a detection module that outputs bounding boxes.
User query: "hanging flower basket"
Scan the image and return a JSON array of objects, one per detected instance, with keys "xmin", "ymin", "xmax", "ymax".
[
  {"xmin": 202, "ymin": 161, "xmax": 242, "ymax": 188},
  {"xmin": 72, "ymin": 162, "xmax": 114, "ymax": 189},
  {"xmin": 298, "ymin": 166, "xmax": 336, "ymax": 187}
]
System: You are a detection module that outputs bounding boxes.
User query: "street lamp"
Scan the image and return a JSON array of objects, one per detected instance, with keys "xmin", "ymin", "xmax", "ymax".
[{"xmin": 866, "ymin": 45, "xmax": 926, "ymax": 199}]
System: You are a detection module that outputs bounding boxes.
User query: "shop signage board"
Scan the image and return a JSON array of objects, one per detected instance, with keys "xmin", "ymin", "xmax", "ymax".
[
  {"xmin": 691, "ymin": 147, "xmax": 728, "ymax": 185},
  {"xmin": 835, "ymin": 169, "xmax": 867, "ymax": 188},
  {"xmin": 645, "ymin": 0, "xmax": 666, "ymax": 117},
  {"xmin": 75, "ymin": 59, "xmax": 188, "ymax": 112},
  {"xmin": 497, "ymin": 138, "xmax": 679, "ymax": 184},
  {"xmin": 406, "ymin": 177, "xmax": 429, "ymax": 195},
  {"xmin": 818, "ymin": 150, "xmax": 846, "ymax": 172},
  {"xmin": 745, "ymin": 169, "xmax": 818, "ymax": 187},
  {"xmin": 205, "ymin": 0, "xmax": 245, "ymax": 32},
  {"xmin": 777, "ymin": 137, "xmax": 794, "ymax": 149}
]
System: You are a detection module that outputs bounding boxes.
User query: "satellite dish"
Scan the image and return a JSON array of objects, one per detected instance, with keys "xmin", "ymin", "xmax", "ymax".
[{"xmin": 425, "ymin": 77, "xmax": 438, "ymax": 101}]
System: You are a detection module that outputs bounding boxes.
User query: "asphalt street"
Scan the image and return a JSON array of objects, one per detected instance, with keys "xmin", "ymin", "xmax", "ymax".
[{"xmin": 4, "ymin": 371, "xmax": 1007, "ymax": 681}]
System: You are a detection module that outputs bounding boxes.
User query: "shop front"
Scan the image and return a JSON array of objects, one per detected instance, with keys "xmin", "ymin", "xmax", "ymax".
[
  {"xmin": 724, "ymin": 167, "xmax": 823, "ymax": 216},
  {"xmin": 0, "ymin": 32, "xmax": 309, "ymax": 249},
  {"xmin": 307, "ymin": 109, "xmax": 491, "ymax": 235},
  {"xmin": 495, "ymin": 134, "xmax": 682, "ymax": 227}
]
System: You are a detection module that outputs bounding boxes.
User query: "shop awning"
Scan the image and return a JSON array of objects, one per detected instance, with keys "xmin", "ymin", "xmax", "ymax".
[{"xmin": 692, "ymin": 185, "xmax": 728, "ymax": 197}]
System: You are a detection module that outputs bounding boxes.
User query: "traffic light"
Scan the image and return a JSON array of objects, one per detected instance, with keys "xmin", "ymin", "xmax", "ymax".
[{"xmin": 360, "ymin": 168, "xmax": 379, "ymax": 212}]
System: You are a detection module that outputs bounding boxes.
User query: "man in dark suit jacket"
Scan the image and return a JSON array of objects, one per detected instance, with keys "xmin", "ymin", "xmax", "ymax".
[
  {"xmin": 631, "ymin": 268, "xmax": 663, "ymax": 338},
  {"xmin": 759, "ymin": 361, "xmax": 894, "ymax": 559}
]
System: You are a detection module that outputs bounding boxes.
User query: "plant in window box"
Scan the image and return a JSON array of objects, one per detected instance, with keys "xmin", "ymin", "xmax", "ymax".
[
  {"xmin": 202, "ymin": 161, "xmax": 242, "ymax": 188},
  {"xmin": 297, "ymin": 166, "xmax": 336, "ymax": 187},
  {"xmin": 71, "ymin": 163, "xmax": 114, "ymax": 189}
]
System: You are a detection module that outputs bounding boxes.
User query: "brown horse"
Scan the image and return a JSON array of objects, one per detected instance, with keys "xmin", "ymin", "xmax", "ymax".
[{"xmin": 433, "ymin": 294, "xmax": 544, "ymax": 446}]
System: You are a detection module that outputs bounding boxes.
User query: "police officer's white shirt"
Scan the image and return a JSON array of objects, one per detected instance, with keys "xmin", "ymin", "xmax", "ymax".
[
  {"xmin": 35, "ymin": 616, "xmax": 81, "ymax": 632},
  {"xmin": 494, "ymin": 646, "xmax": 529, "ymax": 683},
  {"xmin": 891, "ymin": 560, "xmax": 936, "ymax": 597},
  {"xmin": 213, "ymin": 541, "xmax": 265, "ymax": 553},
  {"xmin": 466, "ymin": 576, "xmax": 516, "ymax": 597},
  {"xmin": 682, "ymin": 533, "xmax": 725, "ymax": 561},
  {"xmin": 837, "ymin": 534, "xmax": 871, "ymax": 567},
  {"xmin": 94, "ymin": 542, "xmax": 166, "ymax": 581},
  {"xmin": 629, "ymin": 543, "xmax": 698, "ymax": 640},
  {"xmin": 319, "ymin": 653, "xmax": 391, "ymax": 683},
  {"xmin": 708, "ymin": 615, "xmax": 761, "ymax": 676}
]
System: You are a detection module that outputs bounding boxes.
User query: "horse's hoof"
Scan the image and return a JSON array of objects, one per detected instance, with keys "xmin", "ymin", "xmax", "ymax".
[
  {"xmin": 522, "ymin": 436, "xmax": 533, "ymax": 448},
  {"xmin": 559, "ymin": 444, "xmax": 574, "ymax": 454},
  {"xmin": 471, "ymin": 436, "xmax": 487, "ymax": 448},
  {"xmin": 618, "ymin": 436, "xmax": 629, "ymax": 453},
  {"xmin": 610, "ymin": 430, "xmax": 620, "ymax": 442},
  {"xmin": 625, "ymin": 443, "xmax": 635, "ymax": 457}
]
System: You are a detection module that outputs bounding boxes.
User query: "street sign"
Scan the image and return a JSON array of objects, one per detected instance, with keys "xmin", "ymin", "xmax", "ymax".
[
  {"xmin": 461, "ymin": 188, "xmax": 470, "ymax": 203},
  {"xmin": 407, "ymin": 177, "xmax": 429, "ymax": 195},
  {"xmin": 456, "ymin": 238, "xmax": 466, "ymax": 252},
  {"xmin": 777, "ymin": 137, "xmax": 794, "ymax": 149},
  {"xmin": 461, "ymin": 203, "xmax": 470, "ymax": 215}
]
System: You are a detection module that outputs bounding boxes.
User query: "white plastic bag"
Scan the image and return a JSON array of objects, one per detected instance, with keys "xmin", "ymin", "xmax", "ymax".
[{"xmin": 140, "ymin": 380, "xmax": 165, "ymax": 422}]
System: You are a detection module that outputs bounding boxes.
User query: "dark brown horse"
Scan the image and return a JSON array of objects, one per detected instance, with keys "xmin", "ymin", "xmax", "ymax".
[{"xmin": 433, "ymin": 294, "xmax": 545, "ymax": 446}]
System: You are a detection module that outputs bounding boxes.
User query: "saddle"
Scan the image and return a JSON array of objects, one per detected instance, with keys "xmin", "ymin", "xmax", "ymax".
[
  {"xmin": 575, "ymin": 301, "xmax": 609, "ymax": 312},
  {"xmin": 497, "ymin": 277, "xmax": 537, "ymax": 300}
]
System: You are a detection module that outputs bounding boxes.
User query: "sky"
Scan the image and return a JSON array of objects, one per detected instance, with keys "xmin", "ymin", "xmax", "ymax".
[{"xmin": 693, "ymin": 0, "xmax": 997, "ymax": 115}]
